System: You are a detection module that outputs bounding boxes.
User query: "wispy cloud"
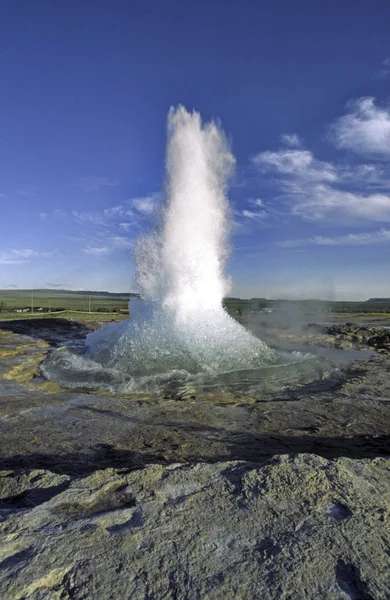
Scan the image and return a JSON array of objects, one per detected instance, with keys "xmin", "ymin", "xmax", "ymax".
[
  {"xmin": 109, "ymin": 236, "xmax": 134, "ymax": 249},
  {"xmin": 329, "ymin": 97, "xmax": 390, "ymax": 158},
  {"xmin": 70, "ymin": 194, "xmax": 161, "ymax": 236},
  {"xmin": 17, "ymin": 185, "xmax": 39, "ymax": 197},
  {"xmin": 119, "ymin": 222, "xmax": 132, "ymax": 231},
  {"xmin": 11, "ymin": 249, "xmax": 40, "ymax": 258},
  {"xmin": 76, "ymin": 176, "xmax": 118, "ymax": 192},
  {"xmin": 254, "ymin": 149, "xmax": 337, "ymax": 183},
  {"xmin": 240, "ymin": 197, "xmax": 268, "ymax": 221},
  {"xmin": 0, "ymin": 256, "xmax": 30, "ymax": 265},
  {"xmin": 276, "ymin": 228, "xmax": 390, "ymax": 248},
  {"xmin": 83, "ymin": 246, "xmax": 111, "ymax": 256},
  {"xmin": 72, "ymin": 204, "xmax": 135, "ymax": 228},
  {"xmin": 291, "ymin": 187, "xmax": 390, "ymax": 222},
  {"xmin": 248, "ymin": 198, "xmax": 264, "ymax": 207},
  {"xmin": 241, "ymin": 209, "xmax": 268, "ymax": 220},
  {"xmin": 73, "ymin": 211, "xmax": 112, "ymax": 227},
  {"xmin": 253, "ymin": 147, "xmax": 390, "ymax": 223},
  {"xmin": 377, "ymin": 56, "xmax": 390, "ymax": 79},
  {"xmin": 131, "ymin": 192, "xmax": 161, "ymax": 214},
  {"xmin": 0, "ymin": 248, "xmax": 53, "ymax": 264},
  {"xmin": 12, "ymin": 249, "xmax": 53, "ymax": 258},
  {"xmin": 280, "ymin": 133, "xmax": 302, "ymax": 148}
]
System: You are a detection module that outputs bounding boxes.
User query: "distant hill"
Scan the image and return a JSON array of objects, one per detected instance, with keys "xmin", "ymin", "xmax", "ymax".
[{"xmin": 367, "ymin": 298, "xmax": 390, "ymax": 302}]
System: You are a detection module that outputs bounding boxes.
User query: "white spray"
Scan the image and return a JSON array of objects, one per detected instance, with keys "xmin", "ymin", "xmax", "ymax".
[
  {"xmin": 86, "ymin": 106, "xmax": 276, "ymax": 383},
  {"xmin": 137, "ymin": 106, "xmax": 232, "ymax": 314}
]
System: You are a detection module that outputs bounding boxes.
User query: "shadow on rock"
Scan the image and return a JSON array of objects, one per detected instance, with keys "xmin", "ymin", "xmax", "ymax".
[
  {"xmin": 0, "ymin": 318, "xmax": 91, "ymax": 346},
  {"xmin": 0, "ymin": 446, "xmax": 167, "ymax": 477},
  {"xmin": 0, "ymin": 433, "xmax": 389, "ymax": 477}
]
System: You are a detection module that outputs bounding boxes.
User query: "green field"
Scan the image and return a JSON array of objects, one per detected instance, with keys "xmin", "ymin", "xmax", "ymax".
[
  {"xmin": 0, "ymin": 289, "xmax": 138, "ymax": 323},
  {"xmin": 0, "ymin": 289, "xmax": 135, "ymax": 311},
  {"xmin": 0, "ymin": 290, "xmax": 390, "ymax": 324},
  {"xmin": 223, "ymin": 297, "xmax": 390, "ymax": 317}
]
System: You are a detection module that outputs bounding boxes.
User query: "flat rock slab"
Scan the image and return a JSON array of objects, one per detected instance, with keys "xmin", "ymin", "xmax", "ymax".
[{"xmin": 1, "ymin": 454, "xmax": 389, "ymax": 599}]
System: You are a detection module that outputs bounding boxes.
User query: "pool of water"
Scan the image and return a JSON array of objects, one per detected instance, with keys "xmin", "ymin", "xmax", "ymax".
[{"xmin": 41, "ymin": 341, "xmax": 359, "ymax": 399}]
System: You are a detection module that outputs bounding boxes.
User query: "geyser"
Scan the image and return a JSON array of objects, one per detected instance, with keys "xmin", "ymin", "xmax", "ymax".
[
  {"xmin": 86, "ymin": 106, "xmax": 277, "ymax": 379},
  {"xmin": 43, "ymin": 107, "xmax": 334, "ymax": 395}
]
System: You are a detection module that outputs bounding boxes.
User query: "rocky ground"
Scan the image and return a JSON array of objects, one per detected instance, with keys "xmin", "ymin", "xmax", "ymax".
[{"xmin": 0, "ymin": 318, "xmax": 389, "ymax": 599}]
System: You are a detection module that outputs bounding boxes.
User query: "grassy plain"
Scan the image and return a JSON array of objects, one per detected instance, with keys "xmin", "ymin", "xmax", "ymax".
[
  {"xmin": 0, "ymin": 290, "xmax": 390, "ymax": 324},
  {"xmin": 0, "ymin": 310, "xmax": 129, "ymax": 324},
  {"xmin": 224, "ymin": 297, "xmax": 390, "ymax": 316},
  {"xmin": 0, "ymin": 289, "xmax": 134, "ymax": 324},
  {"xmin": 0, "ymin": 289, "xmax": 133, "ymax": 311}
]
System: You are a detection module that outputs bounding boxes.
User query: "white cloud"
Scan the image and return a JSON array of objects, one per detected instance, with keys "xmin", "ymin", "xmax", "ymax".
[
  {"xmin": 377, "ymin": 56, "xmax": 390, "ymax": 79},
  {"xmin": 253, "ymin": 146, "xmax": 390, "ymax": 223},
  {"xmin": 280, "ymin": 133, "xmax": 302, "ymax": 148},
  {"xmin": 72, "ymin": 211, "xmax": 109, "ymax": 227},
  {"xmin": 0, "ymin": 256, "xmax": 30, "ymax": 265},
  {"xmin": 239, "ymin": 197, "xmax": 269, "ymax": 221},
  {"xmin": 0, "ymin": 248, "xmax": 53, "ymax": 264},
  {"xmin": 11, "ymin": 249, "xmax": 40, "ymax": 258},
  {"xmin": 330, "ymin": 97, "xmax": 390, "ymax": 157},
  {"xmin": 119, "ymin": 222, "xmax": 131, "ymax": 231},
  {"xmin": 70, "ymin": 194, "xmax": 159, "ymax": 232},
  {"xmin": 241, "ymin": 209, "xmax": 268, "ymax": 220},
  {"xmin": 131, "ymin": 193, "xmax": 160, "ymax": 214},
  {"xmin": 248, "ymin": 198, "xmax": 264, "ymax": 207},
  {"xmin": 276, "ymin": 228, "xmax": 390, "ymax": 248},
  {"xmin": 11, "ymin": 249, "xmax": 54, "ymax": 258},
  {"xmin": 39, "ymin": 212, "xmax": 48, "ymax": 219},
  {"xmin": 72, "ymin": 204, "xmax": 135, "ymax": 228},
  {"xmin": 109, "ymin": 236, "xmax": 134, "ymax": 249},
  {"xmin": 83, "ymin": 246, "xmax": 110, "ymax": 255},
  {"xmin": 290, "ymin": 186, "xmax": 390, "ymax": 222},
  {"xmin": 254, "ymin": 149, "xmax": 337, "ymax": 182}
]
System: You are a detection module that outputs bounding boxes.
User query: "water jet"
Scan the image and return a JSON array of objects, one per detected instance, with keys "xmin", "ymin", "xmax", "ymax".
[{"xmin": 43, "ymin": 107, "xmax": 338, "ymax": 396}]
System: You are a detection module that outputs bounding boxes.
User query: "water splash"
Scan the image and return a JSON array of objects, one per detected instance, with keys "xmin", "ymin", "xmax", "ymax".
[
  {"xmin": 43, "ymin": 107, "xmax": 282, "ymax": 394},
  {"xmin": 86, "ymin": 106, "xmax": 276, "ymax": 378},
  {"xmin": 144, "ymin": 106, "xmax": 233, "ymax": 314}
]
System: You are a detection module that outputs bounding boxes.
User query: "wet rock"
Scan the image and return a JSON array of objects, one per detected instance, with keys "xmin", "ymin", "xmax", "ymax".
[
  {"xmin": 322, "ymin": 324, "xmax": 390, "ymax": 354},
  {"xmin": 0, "ymin": 454, "xmax": 389, "ymax": 599},
  {"xmin": 0, "ymin": 318, "xmax": 92, "ymax": 346},
  {"xmin": 367, "ymin": 332, "xmax": 390, "ymax": 353}
]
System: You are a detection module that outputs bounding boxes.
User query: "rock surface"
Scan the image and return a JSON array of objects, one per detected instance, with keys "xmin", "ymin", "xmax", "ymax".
[
  {"xmin": 1, "ymin": 454, "xmax": 389, "ymax": 599},
  {"xmin": 317, "ymin": 324, "xmax": 390, "ymax": 354},
  {"xmin": 1, "ymin": 320, "xmax": 390, "ymax": 598},
  {"xmin": 0, "ymin": 324, "xmax": 389, "ymax": 471}
]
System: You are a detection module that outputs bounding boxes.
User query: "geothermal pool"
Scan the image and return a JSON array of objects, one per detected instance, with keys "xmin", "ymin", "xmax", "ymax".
[{"xmin": 42, "ymin": 106, "xmax": 340, "ymax": 396}]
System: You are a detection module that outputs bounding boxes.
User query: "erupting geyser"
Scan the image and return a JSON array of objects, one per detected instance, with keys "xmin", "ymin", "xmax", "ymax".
[
  {"xmin": 43, "ymin": 107, "xmax": 287, "ymax": 394},
  {"xmin": 87, "ymin": 107, "xmax": 276, "ymax": 377}
]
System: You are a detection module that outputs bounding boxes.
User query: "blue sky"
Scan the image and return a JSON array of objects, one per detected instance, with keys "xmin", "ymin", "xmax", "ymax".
[{"xmin": 1, "ymin": 0, "xmax": 390, "ymax": 300}]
